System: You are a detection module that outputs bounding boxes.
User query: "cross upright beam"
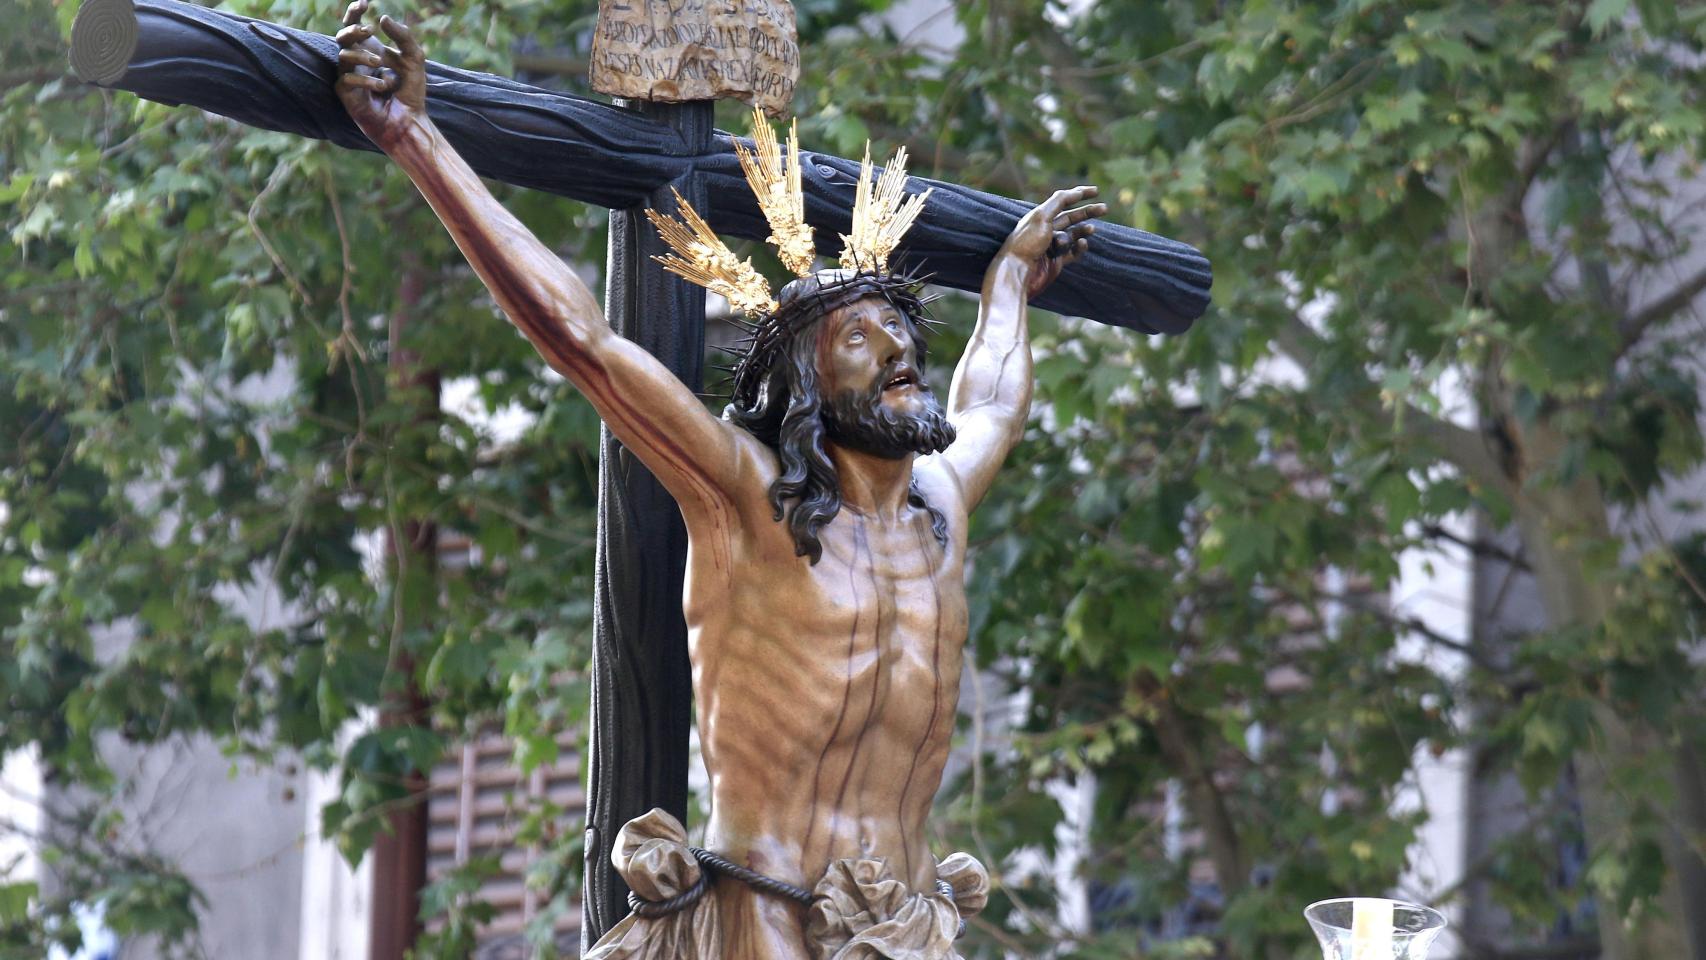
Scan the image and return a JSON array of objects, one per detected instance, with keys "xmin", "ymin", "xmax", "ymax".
[{"xmin": 584, "ymin": 96, "xmax": 711, "ymax": 945}]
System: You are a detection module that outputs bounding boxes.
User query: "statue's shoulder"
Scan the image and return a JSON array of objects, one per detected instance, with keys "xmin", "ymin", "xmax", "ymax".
[
  {"xmin": 691, "ymin": 419, "xmax": 786, "ymax": 526},
  {"xmin": 719, "ymin": 418, "xmax": 781, "ymax": 484},
  {"xmin": 910, "ymin": 454, "xmax": 970, "ymax": 521}
]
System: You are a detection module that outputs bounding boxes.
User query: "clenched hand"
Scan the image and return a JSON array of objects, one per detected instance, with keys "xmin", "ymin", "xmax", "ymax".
[{"xmin": 334, "ymin": 0, "xmax": 428, "ymax": 152}]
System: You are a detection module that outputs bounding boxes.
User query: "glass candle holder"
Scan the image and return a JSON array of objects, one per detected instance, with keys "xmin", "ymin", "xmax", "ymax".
[{"xmin": 1304, "ymin": 898, "xmax": 1447, "ymax": 960}]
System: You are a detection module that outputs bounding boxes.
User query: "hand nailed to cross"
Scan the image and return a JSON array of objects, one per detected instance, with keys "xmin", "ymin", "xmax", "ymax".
[
  {"xmin": 1002, "ymin": 184, "xmax": 1107, "ymax": 301},
  {"xmin": 334, "ymin": 0, "xmax": 427, "ymax": 151},
  {"xmin": 335, "ymin": 0, "xmax": 1110, "ymax": 307},
  {"xmin": 71, "ymin": 0, "xmax": 1212, "ymax": 332}
]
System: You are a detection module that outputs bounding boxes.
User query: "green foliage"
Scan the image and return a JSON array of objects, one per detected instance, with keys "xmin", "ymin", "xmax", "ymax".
[
  {"xmin": 5, "ymin": 0, "xmax": 1706, "ymax": 957},
  {"xmin": 2, "ymin": 0, "xmax": 605, "ymax": 950},
  {"xmin": 806, "ymin": 0, "xmax": 1706, "ymax": 955}
]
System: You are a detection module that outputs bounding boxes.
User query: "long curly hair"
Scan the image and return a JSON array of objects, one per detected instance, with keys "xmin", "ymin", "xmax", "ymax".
[{"xmin": 724, "ymin": 273, "xmax": 951, "ymax": 564}]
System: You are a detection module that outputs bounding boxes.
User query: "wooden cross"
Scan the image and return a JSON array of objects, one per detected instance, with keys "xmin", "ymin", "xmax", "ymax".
[{"xmin": 68, "ymin": 0, "xmax": 1211, "ymax": 951}]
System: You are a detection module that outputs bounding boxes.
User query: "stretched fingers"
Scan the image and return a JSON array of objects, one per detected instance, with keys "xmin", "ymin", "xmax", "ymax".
[
  {"xmin": 380, "ymin": 15, "xmax": 422, "ymax": 60},
  {"xmin": 341, "ymin": 0, "xmax": 368, "ymax": 28},
  {"xmin": 338, "ymin": 46, "xmax": 383, "ymax": 70},
  {"xmin": 1055, "ymin": 202, "xmax": 1107, "ymax": 229},
  {"xmin": 1035, "ymin": 185, "xmax": 1098, "ymax": 230},
  {"xmin": 338, "ymin": 71, "xmax": 396, "ymax": 94},
  {"xmin": 336, "ymin": 22, "xmax": 373, "ymax": 47},
  {"xmin": 1049, "ymin": 184, "xmax": 1098, "ymax": 211},
  {"xmin": 1067, "ymin": 184, "xmax": 1099, "ymax": 202}
]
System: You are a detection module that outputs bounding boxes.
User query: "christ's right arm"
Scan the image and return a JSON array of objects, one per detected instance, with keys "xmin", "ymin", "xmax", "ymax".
[{"xmin": 333, "ymin": 2, "xmax": 750, "ymax": 520}]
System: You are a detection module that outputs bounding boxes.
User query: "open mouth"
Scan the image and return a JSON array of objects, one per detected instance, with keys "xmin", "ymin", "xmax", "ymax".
[{"xmin": 882, "ymin": 371, "xmax": 917, "ymax": 393}]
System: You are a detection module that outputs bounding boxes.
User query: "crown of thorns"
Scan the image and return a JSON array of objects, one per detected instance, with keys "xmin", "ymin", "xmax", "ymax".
[
  {"xmin": 719, "ymin": 269, "xmax": 943, "ymax": 411},
  {"xmin": 643, "ymin": 109, "xmax": 937, "ymax": 410}
]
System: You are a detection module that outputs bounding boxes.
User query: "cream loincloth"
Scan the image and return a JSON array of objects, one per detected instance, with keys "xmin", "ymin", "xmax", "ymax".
[{"xmin": 585, "ymin": 809, "xmax": 989, "ymax": 960}]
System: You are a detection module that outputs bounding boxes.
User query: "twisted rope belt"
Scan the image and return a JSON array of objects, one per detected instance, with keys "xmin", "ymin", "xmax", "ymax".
[
  {"xmin": 626, "ymin": 848, "xmax": 966, "ymax": 939},
  {"xmin": 626, "ymin": 847, "xmax": 812, "ymax": 918}
]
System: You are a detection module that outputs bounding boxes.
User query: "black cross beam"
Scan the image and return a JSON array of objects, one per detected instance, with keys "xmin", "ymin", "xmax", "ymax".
[
  {"xmin": 68, "ymin": 0, "xmax": 1211, "ymax": 331},
  {"xmin": 68, "ymin": 0, "xmax": 1211, "ymax": 949}
]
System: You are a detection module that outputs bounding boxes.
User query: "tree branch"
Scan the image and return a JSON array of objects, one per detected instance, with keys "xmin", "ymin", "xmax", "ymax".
[
  {"xmin": 1513, "ymin": 124, "xmax": 1566, "ymax": 195},
  {"xmin": 510, "ymin": 52, "xmax": 589, "ymax": 78},
  {"xmin": 1406, "ymin": 411, "xmax": 1513, "ymax": 497},
  {"xmin": 1027, "ymin": 13, "xmax": 1107, "ymax": 115},
  {"xmin": 1266, "ymin": 57, "xmax": 1382, "ymax": 133},
  {"xmin": 1618, "ymin": 260, "xmax": 1706, "ymax": 356},
  {"xmin": 0, "ymin": 67, "xmax": 69, "ymax": 89},
  {"xmin": 1418, "ymin": 522, "xmax": 1531, "ymax": 573},
  {"xmin": 1133, "ymin": 672, "xmax": 1248, "ymax": 895},
  {"xmin": 1349, "ymin": 597, "xmax": 1507, "ymax": 674},
  {"xmin": 861, "ymin": 121, "xmax": 1029, "ymax": 196},
  {"xmin": 1273, "ymin": 312, "xmax": 1513, "ymax": 497},
  {"xmin": 1272, "ymin": 310, "xmax": 1330, "ymax": 371}
]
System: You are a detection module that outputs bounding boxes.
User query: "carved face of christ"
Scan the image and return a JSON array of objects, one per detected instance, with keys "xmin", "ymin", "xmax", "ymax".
[{"xmin": 814, "ymin": 296, "xmax": 956, "ymax": 460}]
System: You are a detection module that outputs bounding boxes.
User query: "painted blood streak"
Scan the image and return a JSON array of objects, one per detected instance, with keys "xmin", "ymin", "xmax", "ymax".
[
  {"xmin": 892, "ymin": 519, "xmax": 944, "ymax": 881},
  {"xmin": 799, "ymin": 519, "xmax": 866, "ymax": 861},
  {"xmin": 827, "ymin": 522, "xmax": 887, "ymax": 854}
]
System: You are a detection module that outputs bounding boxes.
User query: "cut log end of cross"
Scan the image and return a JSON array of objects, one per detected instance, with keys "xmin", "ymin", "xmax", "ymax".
[{"xmin": 70, "ymin": 0, "xmax": 140, "ymax": 86}]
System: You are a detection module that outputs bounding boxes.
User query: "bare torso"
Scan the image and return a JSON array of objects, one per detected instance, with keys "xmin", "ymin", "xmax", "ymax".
[
  {"xmin": 327, "ymin": 29, "xmax": 1101, "ymax": 951},
  {"xmin": 679, "ymin": 444, "xmax": 968, "ymax": 956}
]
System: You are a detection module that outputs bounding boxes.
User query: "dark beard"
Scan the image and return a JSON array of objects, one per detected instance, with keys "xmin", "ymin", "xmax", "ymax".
[{"xmin": 822, "ymin": 373, "xmax": 957, "ymax": 460}]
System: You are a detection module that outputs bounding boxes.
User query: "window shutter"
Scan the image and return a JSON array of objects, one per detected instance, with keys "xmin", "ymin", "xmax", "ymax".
[{"xmin": 427, "ymin": 728, "xmax": 584, "ymax": 958}]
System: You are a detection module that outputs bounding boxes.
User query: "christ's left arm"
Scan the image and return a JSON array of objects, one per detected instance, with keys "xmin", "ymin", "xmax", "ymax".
[{"xmin": 935, "ymin": 185, "xmax": 1104, "ymax": 510}]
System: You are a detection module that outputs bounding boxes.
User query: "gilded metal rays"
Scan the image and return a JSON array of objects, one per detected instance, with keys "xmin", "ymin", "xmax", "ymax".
[{"xmin": 644, "ymin": 108, "xmax": 933, "ymax": 316}]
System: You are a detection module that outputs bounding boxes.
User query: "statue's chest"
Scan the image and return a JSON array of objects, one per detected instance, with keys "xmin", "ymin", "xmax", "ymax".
[{"xmin": 790, "ymin": 517, "xmax": 967, "ymax": 686}]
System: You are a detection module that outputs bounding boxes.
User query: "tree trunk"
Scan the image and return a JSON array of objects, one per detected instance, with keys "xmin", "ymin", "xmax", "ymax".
[
  {"xmin": 371, "ymin": 263, "xmax": 437, "ymax": 960},
  {"xmin": 1511, "ymin": 429, "xmax": 1700, "ymax": 960},
  {"xmin": 1137, "ymin": 672, "xmax": 1247, "ymax": 897}
]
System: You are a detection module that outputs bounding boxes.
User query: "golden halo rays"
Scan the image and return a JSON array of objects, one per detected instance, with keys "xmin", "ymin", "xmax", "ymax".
[{"xmin": 644, "ymin": 108, "xmax": 931, "ymax": 317}]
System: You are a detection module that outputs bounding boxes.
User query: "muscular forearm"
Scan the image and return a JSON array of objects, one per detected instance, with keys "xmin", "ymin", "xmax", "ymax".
[
  {"xmin": 383, "ymin": 119, "xmax": 610, "ymax": 378},
  {"xmin": 331, "ymin": 5, "xmax": 749, "ymax": 520},
  {"xmin": 948, "ymin": 250, "xmax": 1034, "ymax": 422},
  {"xmin": 939, "ymin": 186, "xmax": 1098, "ymax": 505}
]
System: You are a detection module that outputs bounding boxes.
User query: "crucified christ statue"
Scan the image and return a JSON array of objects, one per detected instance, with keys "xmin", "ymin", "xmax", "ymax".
[{"xmin": 336, "ymin": 5, "xmax": 1102, "ymax": 958}]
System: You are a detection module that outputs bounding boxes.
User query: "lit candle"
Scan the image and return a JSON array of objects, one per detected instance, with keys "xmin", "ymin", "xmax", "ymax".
[{"xmin": 1350, "ymin": 898, "xmax": 1394, "ymax": 959}]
